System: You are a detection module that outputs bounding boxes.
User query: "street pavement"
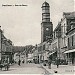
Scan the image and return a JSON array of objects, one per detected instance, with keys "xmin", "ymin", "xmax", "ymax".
[
  {"xmin": 41, "ymin": 64, "xmax": 75, "ymax": 74},
  {"xmin": 0, "ymin": 63, "xmax": 50, "ymax": 74}
]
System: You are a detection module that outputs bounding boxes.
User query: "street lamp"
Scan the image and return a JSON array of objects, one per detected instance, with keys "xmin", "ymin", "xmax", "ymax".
[
  {"xmin": 18, "ymin": 51, "xmax": 21, "ymax": 66},
  {"xmin": 55, "ymin": 30, "xmax": 61, "ymax": 68}
]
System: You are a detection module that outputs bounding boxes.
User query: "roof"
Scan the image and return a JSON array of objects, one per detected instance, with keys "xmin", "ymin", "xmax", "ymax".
[
  {"xmin": 42, "ymin": 1, "xmax": 49, "ymax": 7},
  {"xmin": 54, "ymin": 22, "xmax": 61, "ymax": 32},
  {"xmin": 66, "ymin": 27, "xmax": 75, "ymax": 35},
  {"xmin": 63, "ymin": 12, "xmax": 75, "ymax": 19}
]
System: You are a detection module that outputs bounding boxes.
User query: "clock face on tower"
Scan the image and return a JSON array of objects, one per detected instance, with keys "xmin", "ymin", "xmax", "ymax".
[{"xmin": 46, "ymin": 28, "xmax": 49, "ymax": 31}]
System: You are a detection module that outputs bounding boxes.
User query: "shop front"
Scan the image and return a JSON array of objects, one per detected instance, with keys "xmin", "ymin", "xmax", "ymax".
[
  {"xmin": 64, "ymin": 49, "xmax": 75, "ymax": 65},
  {"xmin": 48, "ymin": 51, "xmax": 57, "ymax": 64},
  {"xmin": 1, "ymin": 52, "xmax": 13, "ymax": 64}
]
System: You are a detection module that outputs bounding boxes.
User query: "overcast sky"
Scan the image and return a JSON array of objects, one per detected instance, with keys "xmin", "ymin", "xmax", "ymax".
[{"xmin": 0, "ymin": 0, "xmax": 74, "ymax": 46}]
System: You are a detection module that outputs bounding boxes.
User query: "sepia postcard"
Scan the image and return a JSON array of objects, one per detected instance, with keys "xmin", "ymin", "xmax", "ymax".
[{"xmin": 0, "ymin": 0, "xmax": 75, "ymax": 75}]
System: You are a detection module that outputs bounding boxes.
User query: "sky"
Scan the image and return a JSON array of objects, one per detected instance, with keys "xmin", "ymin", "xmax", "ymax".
[{"xmin": 0, "ymin": 0, "xmax": 74, "ymax": 46}]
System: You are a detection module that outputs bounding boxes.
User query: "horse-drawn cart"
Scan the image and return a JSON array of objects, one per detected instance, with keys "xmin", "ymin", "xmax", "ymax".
[{"xmin": 0, "ymin": 63, "xmax": 10, "ymax": 71}]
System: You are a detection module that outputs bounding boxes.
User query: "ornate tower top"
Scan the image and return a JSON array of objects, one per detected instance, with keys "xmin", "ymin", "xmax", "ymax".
[
  {"xmin": 42, "ymin": 1, "xmax": 50, "ymax": 22},
  {"xmin": 42, "ymin": 1, "xmax": 49, "ymax": 7}
]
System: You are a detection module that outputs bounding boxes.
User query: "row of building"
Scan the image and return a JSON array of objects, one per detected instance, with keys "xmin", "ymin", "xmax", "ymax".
[
  {"xmin": 32, "ymin": 1, "xmax": 75, "ymax": 65},
  {"xmin": 13, "ymin": 45, "xmax": 34, "ymax": 63},
  {"xmin": 0, "ymin": 26, "xmax": 14, "ymax": 64}
]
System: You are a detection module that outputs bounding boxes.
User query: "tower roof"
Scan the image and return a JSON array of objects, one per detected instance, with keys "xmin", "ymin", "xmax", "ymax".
[{"xmin": 42, "ymin": 1, "xmax": 49, "ymax": 7}]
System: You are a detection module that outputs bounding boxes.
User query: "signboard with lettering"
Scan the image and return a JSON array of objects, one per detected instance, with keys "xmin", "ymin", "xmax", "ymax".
[{"xmin": 2, "ymin": 52, "xmax": 12, "ymax": 55}]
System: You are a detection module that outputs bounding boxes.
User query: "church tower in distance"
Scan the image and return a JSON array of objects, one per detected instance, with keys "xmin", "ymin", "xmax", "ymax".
[{"xmin": 41, "ymin": 1, "xmax": 53, "ymax": 43}]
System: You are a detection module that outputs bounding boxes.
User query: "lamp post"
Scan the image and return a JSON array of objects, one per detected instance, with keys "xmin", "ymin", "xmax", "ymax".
[
  {"xmin": 55, "ymin": 30, "xmax": 61, "ymax": 68},
  {"xmin": 18, "ymin": 51, "xmax": 21, "ymax": 66}
]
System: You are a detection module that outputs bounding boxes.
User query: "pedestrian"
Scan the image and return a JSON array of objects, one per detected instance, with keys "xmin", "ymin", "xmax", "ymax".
[
  {"xmin": 6, "ymin": 63, "xmax": 9, "ymax": 71},
  {"xmin": 48, "ymin": 59, "xmax": 51, "ymax": 69},
  {"xmin": 56, "ymin": 58, "xmax": 59, "ymax": 68},
  {"xmin": 18, "ymin": 60, "xmax": 21, "ymax": 66}
]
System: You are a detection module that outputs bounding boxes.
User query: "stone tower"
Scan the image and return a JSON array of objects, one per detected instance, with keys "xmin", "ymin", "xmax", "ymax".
[{"xmin": 41, "ymin": 1, "xmax": 53, "ymax": 43}]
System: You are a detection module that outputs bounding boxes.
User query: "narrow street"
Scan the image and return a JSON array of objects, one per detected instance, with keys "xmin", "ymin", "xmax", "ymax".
[
  {"xmin": 0, "ymin": 0, "xmax": 74, "ymax": 75},
  {"xmin": 0, "ymin": 63, "xmax": 50, "ymax": 74}
]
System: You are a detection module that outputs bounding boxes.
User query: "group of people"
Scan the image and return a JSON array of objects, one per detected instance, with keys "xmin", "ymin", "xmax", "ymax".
[{"xmin": 48, "ymin": 58, "xmax": 59, "ymax": 69}]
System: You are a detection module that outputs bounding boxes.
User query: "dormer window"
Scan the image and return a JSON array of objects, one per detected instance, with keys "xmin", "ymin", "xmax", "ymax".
[
  {"xmin": 71, "ymin": 25, "xmax": 74, "ymax": 29},
  {"xmin": 70, "ymin": 21, "xmax": 75, "ymax": 30}
]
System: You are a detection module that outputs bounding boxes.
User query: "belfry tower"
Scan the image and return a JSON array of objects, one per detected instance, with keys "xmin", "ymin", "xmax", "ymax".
[{"xmin": 41, "ymin": 1, "xmax": 53, "ymax": 43}]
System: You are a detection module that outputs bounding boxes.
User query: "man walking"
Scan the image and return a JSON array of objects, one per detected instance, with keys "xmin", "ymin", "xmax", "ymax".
[
  {"xmin": 48, "ymin": 58, "xmax": 51, "ymax": 69},
  {"xmin": 18, "ymin": 59, "xmax": 21, "ymax": 66},
  {"xmin": 56, "ymin": 58, "xmax": 59, "ymax": 68}
]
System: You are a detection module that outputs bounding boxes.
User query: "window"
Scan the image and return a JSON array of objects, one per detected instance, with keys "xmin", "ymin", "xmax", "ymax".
[
  {"xmin": 71, "ymin": 25, "xmax": 74, "ymax": 29},
  {"xmin": 69, "ymin": 36, "xmax": 72, "ymax": 47},
  {"xmin": 73, "ymin": 35, "xmax": 75, "ymax": 46},
  {"xmin": 63, "ymin": 24, "xmax": 67, "ymax": 34},
  {"xmin": 55, "ymin": 31, "xmax": 57, "ymax": 38},
  {"xmin": 72, "ymin": 36, "xmax": 73, "ymax": 46},
  {"xmin": 68, "ymin": 36, "xmax": 74, "ymax": 48},
  {"xmin": 64, "ymin": 24, "xmax": 65, "ymax": 33},
  {"xmin": 68, "ymin": 38, "xmax": 70, "ymax": 48},
  {"xmin": 43, "ymin": 44, "xmax": 45, "ymax": 50},
  {"xmin": 68, "ymin": 34, "xmax": 75, "ymax": 49}
]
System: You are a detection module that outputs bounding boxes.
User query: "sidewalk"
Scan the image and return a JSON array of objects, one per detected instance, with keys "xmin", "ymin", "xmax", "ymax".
[{"xmin": 41, "ymin": 64, "xmax": 75, "ymax": 74}]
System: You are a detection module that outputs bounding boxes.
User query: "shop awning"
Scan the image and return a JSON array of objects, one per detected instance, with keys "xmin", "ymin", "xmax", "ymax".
[
  {"xmin": 64, "ymin": 49, "xmax": 75, "ymax": 53},
  {"xmin": 49, "ymin": 51, "xmax": 56, "ymax": 56}
]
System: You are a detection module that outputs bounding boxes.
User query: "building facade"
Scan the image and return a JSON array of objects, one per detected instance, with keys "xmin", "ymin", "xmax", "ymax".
[
  {"xmin": 48, "ymin": 12, "xmax": 75, "ymax": 65},
  {"xmin": 39, "ymin": 2, "xmax": 75, "ymax": 65},
  {"xmin": 48, "ymin": 22, "xmax": 61, "ymax": 62},
  {"xmin": 0, "ymin": 26, "xmax": 13, "ymax": 64},
  {"xmin": 0, "ymin": 26, "xmax": 2, "ymax": 62},
  {"xmin": 33, "ymin": 46, "xmax": 39, "ymax": 64},
  {"xmin": 64, "ymin": 12, "xmax": 75, "ymax": 65}
]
